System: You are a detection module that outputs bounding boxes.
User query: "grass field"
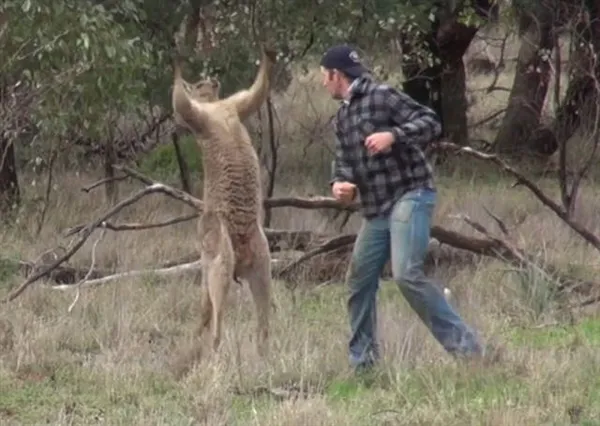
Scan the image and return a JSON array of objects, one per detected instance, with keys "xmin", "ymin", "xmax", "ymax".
[{"xmin": 2, "ymin": 34, "xmax": 600, "ymax": 425}]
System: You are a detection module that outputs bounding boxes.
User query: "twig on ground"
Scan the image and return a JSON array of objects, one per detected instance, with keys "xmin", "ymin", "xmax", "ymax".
[{"xmin": 67, "ymin": 226, "xmax": 107, "ymax": 312}]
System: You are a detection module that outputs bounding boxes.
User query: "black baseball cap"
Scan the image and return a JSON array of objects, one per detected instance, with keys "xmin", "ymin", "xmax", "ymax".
[{"xmin": 320, "ymin": 44, "xmax": 369, "ymax": 78}]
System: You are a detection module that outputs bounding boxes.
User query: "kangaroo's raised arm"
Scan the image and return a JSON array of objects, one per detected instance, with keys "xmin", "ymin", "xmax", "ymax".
[
  {"xmin": 171, "ymin": 55, "xmax": 213, "ymax": 134},
  {"xmin": 225, "ymin": 46, "xmax": 277, "ymax": 120}
]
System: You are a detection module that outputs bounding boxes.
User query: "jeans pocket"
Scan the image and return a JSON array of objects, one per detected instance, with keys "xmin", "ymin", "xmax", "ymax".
[{"xmin": 392, "ymin": 199, "xmax": 415, "ymax": 223}]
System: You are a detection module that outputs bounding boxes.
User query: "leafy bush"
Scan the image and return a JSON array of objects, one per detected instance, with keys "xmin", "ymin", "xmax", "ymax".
[{"xmin": 138, "ymin": 135, "xmax": 203, "ymax": 183}]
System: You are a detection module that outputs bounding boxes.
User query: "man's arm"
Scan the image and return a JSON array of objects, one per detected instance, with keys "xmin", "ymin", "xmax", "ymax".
[
  {"xmin": 329, "ymin": 135, "xmax": 355, "ymax": 186},
  {"xmin": 383, "ymin": 87, "xmax": 442, "ymax": 147}
]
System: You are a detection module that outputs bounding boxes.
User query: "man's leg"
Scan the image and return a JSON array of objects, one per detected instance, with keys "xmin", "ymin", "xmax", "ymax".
[
  {"xmin": 390, "ymin": 188, "xmax": 482, "ymax": 357},
  {"xmin": 347, "ymin": 217, "xmax": 390, "ymax": 370}
]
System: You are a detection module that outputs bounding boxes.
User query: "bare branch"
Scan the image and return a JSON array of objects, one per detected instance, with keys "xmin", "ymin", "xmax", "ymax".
[
  {"xmin": 67, "ymin": 227, "xmax": 107, "ymax": 312},
  {"xmin": 63, "ymin": 213, "xmax": 200, "ymax": 237},
  {"xmin": 264, "ymin": 196, "xmax": 357, "ymax": 211},
  {"xmin": 1, "ymin": 183, "xmax": 200, "ymax": 303},
  {"xmin": 112, "ymin": 164, "xmax": 155, "ymax": 186},
  {"xmin": 431, "ymin": 142, "xmax": 600, "ymax": 251},
  {"xmin": 481, "ymin": 205, "xmax": 510, "ymax": 236},
  {"xmin": 484, "ymin": 30, "xmax": 509, "ymax": 94},
  {"xmin": 277, "ymin": 234, "xmax": 357, "ymax": 280},
  {"xmin": 82, "ymin": 175, "xmax": 128, "ymax": 193},
  {"xmin": 468, "ymin": 108, "xmax": 507, "ymax": 129}
]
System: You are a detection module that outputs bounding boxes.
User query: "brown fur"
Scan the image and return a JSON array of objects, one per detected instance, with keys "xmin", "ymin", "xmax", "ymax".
[{"xmin": 172, "ymin": 46, "xmax": 276, "ymax": 356}]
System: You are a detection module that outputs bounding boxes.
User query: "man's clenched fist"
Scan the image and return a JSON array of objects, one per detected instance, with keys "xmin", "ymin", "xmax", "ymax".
[{"xmin": 332, "ymin": 181, "xmax": 357, "ymax": 204}]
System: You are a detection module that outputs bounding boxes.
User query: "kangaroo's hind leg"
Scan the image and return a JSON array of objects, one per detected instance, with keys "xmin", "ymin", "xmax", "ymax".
[
  {"xmin": 204, "ymin": 253, "xmax": 235, "ymax": 351},
  {"xmin": 236, "ymin": 225, "xmax": 272, "ymax": 357},
  {"xmin": 198, "ymin": 212, "xmax": 236, "ymax": 352}
]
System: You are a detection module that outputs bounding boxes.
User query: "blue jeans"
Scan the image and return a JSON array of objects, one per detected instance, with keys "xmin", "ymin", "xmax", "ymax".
[{"xmin": 346, "ymin": 187, "xmax": 482, "ymax": 369}]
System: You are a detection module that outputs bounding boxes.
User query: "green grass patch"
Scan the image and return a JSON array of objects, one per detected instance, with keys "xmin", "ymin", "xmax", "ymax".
[
  {"xmin": 508, "ymin": 316, "xmax": 600, "ymax": 348},
  {"xmin": 0, "ymin": 366, "xmax": 193, "ymax": 424},
  {"xmin": 0, "ymin": 257, "xmax": 19, "ymax": 288}
]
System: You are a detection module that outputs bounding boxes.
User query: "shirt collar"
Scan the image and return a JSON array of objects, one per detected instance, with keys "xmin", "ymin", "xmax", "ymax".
[{"xmin": 342, "ymin": 76, "xmax": 370, "ymax": 104}]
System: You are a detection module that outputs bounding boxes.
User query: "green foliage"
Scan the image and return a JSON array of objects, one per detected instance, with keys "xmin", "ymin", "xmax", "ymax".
[
  {"xmin": 1, "ymin": 1, "xmax": 153, "ymax": 140},
  {"xmin": 0, "ymin": 0, "xmax": 496, "ymax": 171},
  {"xmin": 138, "ymin": 135, "xmax": 202, "ymax": 182}
]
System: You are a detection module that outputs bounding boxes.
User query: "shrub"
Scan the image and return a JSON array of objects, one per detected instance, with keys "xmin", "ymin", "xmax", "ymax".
[{"xmin": 139, "ymin": 135, "xmax": 202, "ymax": 184}]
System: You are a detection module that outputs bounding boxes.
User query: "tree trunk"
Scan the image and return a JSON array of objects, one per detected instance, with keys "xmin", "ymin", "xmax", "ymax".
[
  {"xmin": 400, "ymin": 40, "xmax": 444, "ymax": 129},
  {"xmin": 493, "ymin": 5, "xmax": 554, "ymax": 154},
  {"xmin": 0, "ymin": 135, "xmax": 20, "ymax": 214},
  {"xmin": 553, "ymin": 0, "xmax": 600, "ymax": 145},
  {"xmin": 171, "ymin": 131, "xmax": 192, "ymax": 194},
  {"xmin": 400, "ymin": 0, "xmax": 497, "ymax": 147},
  {"xmin": 437, "ymin": 19, "xmax": 480, "ymax": 145},
  {"xmin": 104, "ymin": 137, "xmax": 118, "ymax": 205},
  {"xmin": 439, "ymin": 60, "xmax": 469, "ymax": 145}
]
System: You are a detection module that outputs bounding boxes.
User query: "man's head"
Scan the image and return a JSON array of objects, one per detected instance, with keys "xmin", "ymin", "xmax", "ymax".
[{"xmin": 319, "ymin": 44, "xmax": 369, "ymax": 100}]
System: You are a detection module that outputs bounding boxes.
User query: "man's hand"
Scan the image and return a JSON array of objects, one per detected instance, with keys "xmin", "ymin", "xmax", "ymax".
[
  {"xmin": 365, "ymin": 131, "xmax": 394, "ymax": 154},
  {"xmin": 332, "ymin": 181, "xmax": 357, "ymax": 204}
]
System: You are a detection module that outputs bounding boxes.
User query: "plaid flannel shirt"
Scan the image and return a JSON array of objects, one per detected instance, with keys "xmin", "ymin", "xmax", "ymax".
[{"xmin": 330, "ymin": 76, "xmax": 440, "ymax": 219}]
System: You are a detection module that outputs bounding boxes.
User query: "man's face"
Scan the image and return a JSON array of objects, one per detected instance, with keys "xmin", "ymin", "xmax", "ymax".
[{"xmin": 320, "ymin": 67, "xmax": 345, "ymax": 100}]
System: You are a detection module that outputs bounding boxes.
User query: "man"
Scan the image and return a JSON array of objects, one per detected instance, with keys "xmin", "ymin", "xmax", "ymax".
[{"xmin": 320, "ymin": 44, "xmax": 486, "ymax": 371}]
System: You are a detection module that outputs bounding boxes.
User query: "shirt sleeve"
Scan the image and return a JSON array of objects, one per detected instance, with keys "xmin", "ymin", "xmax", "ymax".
[
  {"xmin": 384, "ymin": 87, "xmax": 442, "ymax": 147},
  {"xmin": 329, "ymin": 134, "xmax": 355, "ymax": 186}
]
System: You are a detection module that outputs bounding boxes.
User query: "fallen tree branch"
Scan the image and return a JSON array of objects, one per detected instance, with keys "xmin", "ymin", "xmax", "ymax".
[
  {"xmin": 1, "ymin": 183, "xmax": 201, "ymax": 303},
  {"xmin": 64, "ymin": 215, "xmax": 319, "ymax": 252},
  {"xmin": 14, "ymin": 258, "xmax": 109, "ymax": 284},
  {"xmin": 15, "ymin": 217, "xmax": 596, "ymax": 303},
  {"xmin": 431, "ymin": 142, "xmax": 600, "ymax": 251},
  {"xmin": 52, "ymin": 260, "xmax": 202, "ymax": 290},
  {"xmin": 82, "ymin": 175, "xmax": 129, "ymax": 193},
  {"xmin": 277, "ymin": 233, "xmax": 357, "ymax": 280},
  {"xmin": 18, "ymin": 225, "xmax": 513, "ymax": 287},
  {"xmin": 453, "ymin": 213, "xmax": 559, "ymax": 286},
  {"xmin": 113, "ymin": 164, "xmax": 154, "ymax": 186},
  {"xmin": 63, "ymin": 213, "xmax": 200, "ymax": 237},
  {"xmin": 9, "ymin": 159, "xmax": 598, "ymax": 303},
  {"xmin": 264, "ymin": 196, "xmax": 357, "ymax": 211},
  {"xmin": 67, "ymin": 227, "xmax": 107, "ymax": 312}
]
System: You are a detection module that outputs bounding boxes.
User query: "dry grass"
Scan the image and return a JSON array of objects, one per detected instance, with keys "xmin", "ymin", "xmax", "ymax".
[{"xmin": 3, "ymin": 35, "xmax": 600, "ymax": 425}]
